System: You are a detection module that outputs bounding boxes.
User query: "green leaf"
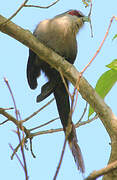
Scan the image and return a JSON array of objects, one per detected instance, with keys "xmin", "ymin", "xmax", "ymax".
[
  {"xmin": 112, "ymin": 34, "xmax": 117, "ymax": 40},
  {"xmin": 88, "ymin": 69, "xmax": 117, "ymax": 117},
  {"xmin": 106, "ymin": 59, "xmax": 117, "ymax": 70}
]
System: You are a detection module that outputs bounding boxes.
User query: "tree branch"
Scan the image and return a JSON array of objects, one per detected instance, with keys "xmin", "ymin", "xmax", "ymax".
[
  {"xmin": 85, "ymin": 160, "xmax": 117, "ymax": 180},
  {"xmin": 0, "ymin": 14, "xmax": 117, "ymax": 179},
  {"xmin": 0, "ymin": 14, "xmax": 116, "ymax": 135},
  {"xmin": 24, "ymin": 0, "xmax": 60, "ymax": 8}
]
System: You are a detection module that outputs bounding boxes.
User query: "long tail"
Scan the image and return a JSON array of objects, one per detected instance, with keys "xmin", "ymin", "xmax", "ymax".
[
  {"xmin": 68, "ymin": 124, "xmax": 85, "ymax": 173},
  {"xmin": 53, "ymin": 80, "xmax": 85, "ymax": 173}
]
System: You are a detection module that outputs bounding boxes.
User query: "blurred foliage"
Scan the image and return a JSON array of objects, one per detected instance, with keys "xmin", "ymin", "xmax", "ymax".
[{"xmin": 82, "ymin": 0, "xmax": 91, "ymax": 7}]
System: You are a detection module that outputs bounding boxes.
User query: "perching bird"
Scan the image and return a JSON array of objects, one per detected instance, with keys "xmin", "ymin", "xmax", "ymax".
[{"xmin": 27, "ymin": 10, "xmax": 89, "ymax": 173}]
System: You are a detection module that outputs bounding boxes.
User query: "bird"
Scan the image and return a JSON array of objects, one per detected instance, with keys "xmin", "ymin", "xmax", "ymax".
[{"xmin": 27, "ymin": 10, "xmax": 89, "ymax": 173}]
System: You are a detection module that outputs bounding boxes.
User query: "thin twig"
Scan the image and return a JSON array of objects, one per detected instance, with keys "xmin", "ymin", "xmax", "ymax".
[
  {"xmin": 72, "ymin": 0, "xmax": 92, "ymax": 111},
  {"xmin": 75, "ymin": 115, "xmax": 98, "ymax": 127},
  {"xmin": 4, "ymin": 112, "xmax": 97, "ymax": 160},
  {"xmin": 59, "ymin": 68, "xmax": 72, "ymax": 99},
  {"xmin": 29, "ymin": 138, "xmax": 36, "ymax": 158},
  {"xmin": 88, "ymin": 0, "xmax": 92, "ymax": 17},
  {"xmin": 72, "ymin": 72, "xmax": 82, "ymax": 113},
  {"xmin": 24, "ymin": 0, "xmax": 60, "ymax": 8},
  {"xmin": 88, "ymin": 0, "xmax": 93, "ymax": 37},
  {"xmin": 0, "ymin": 0, "xmax": 28, "ymax": 26},
  {"xmin": 0, "ymin": 119, "xmax": 9, "ymax": 125},
  {"xmin": 29, "ymin": 117, "xmax": 59, "ymax": 131},
  {"xmin": 4, "ymin": 78, "xmax": 19, "ymax": 120},
  {"xmin": 4, "ymin": 78, "xmax": 28, "ymax": 180},
  {"xmin": 9, "ymin": 144, "xmax": 24, "ymax": 168},
  {"xmin": 18, "ymin": 112, "xmax": 25, "ymax": 148},
  {"xmin": 73, "ymin": 15, "xmax": 117, "ymax": 113},
  {"xmin": 0, "ymin": 107, "xmax": 14, "ymax": 111},
  {"xmin": 21, "ymin": 98, "xmax": 54, "ymax": 123},
  {"xmin": 0, "ymin": 104, "xmax": 97, "ymax": 138},
  {"xmin": 53, "ymin": 139, "xmax": 67, "ymax": 180},
  {"xmin": 0, "ymin": 109, "xmax": 29, "ymax": 135},
  {"xmin": 77, "ymin": 102, "xmax": 88, "ymax": 123},
  {"xmin": 0, "ymin": 0, "xmax": 60, "ymax": 26},
  {"xmin": 81, "ymin": 16, "xmax": 117, "ymax": 74},
  {"xmin": 11, "ymin": 137, "xmax": 27, "ymax": 160},
  {"xmin": 33, "ymin": 115, "xmax": 98, "ymax": 137}
]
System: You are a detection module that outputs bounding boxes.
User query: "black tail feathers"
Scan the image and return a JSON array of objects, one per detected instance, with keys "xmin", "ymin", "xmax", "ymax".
[{"xmin": 54, "ymin": 80, "xmax": 85, "ymax": 173}]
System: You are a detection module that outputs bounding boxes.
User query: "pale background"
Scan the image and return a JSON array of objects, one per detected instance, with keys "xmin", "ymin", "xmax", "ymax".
[{"xmin": 0, "ymin": 0, "xmax": 117, "ymax": 180}]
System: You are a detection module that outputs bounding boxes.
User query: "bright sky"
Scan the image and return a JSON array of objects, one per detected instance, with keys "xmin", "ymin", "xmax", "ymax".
[{"xmin": 0, "ymin": 0, "xmax": 117, "ymax": 180}]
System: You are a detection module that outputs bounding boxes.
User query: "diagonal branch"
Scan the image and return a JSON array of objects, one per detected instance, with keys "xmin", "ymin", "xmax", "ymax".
[
  {"xmin": 24, "ymin": 0, "xmax": 60, "ymax": 8},
  {"xmin": 0, "ymin": 0, "xmax": 29, "ymax": 26},
  {"xmin": 85, "ymin": 160, "xmax": 117, "ymax": 180},
  {"xmin": 0, "ymin": 14, "xmax": 117, "ymax": 179},
  {"xmin": 0, "ymin": 14, "xmax": 116, "ymax": 137}
]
